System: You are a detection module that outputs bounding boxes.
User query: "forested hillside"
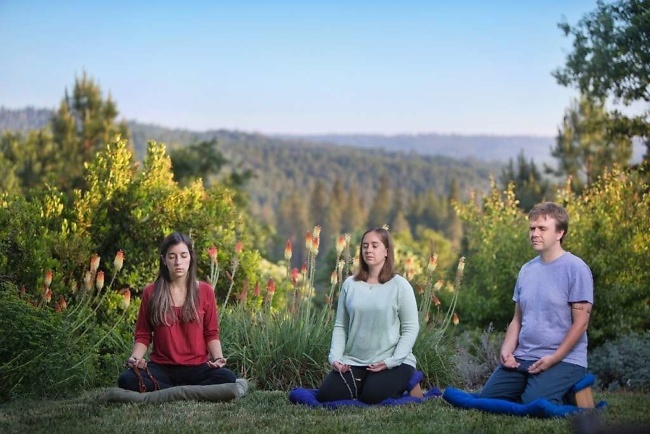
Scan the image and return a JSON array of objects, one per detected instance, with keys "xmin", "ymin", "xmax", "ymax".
[{"xmin": 1, "ymin": 108, "xmax": 502, "ymax": 254}]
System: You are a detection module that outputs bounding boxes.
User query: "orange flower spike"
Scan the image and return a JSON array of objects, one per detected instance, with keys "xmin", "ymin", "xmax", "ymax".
[
  {"xmin": 312, "ymin": 225, "xmax": 321, "ymax": 239},
  {"xmin": 452, "ymin": 312, "xmax": 460, "ymax": 326},
  {"xmin": 253, "ymin": 281, "xmax": 261, "ymax": 297},
  {"xmin": 330, "ymin": 271, "xmax": 338, "ymax": 285},
  {"xmin": 44, "ymin": 286, "xmax": 52, "ymax": 303},
  {"xmin": 305, "ymin": 232, "xmax": 313, "ymax": 253},
  {"xmin": 238, "ymin": 281, "xmax": 249, "ymax": 302},
  {"xmin": 44, "ymin": 270, "xmax": 53, "ymax": 287},
  {"xmin": 427, "ymin": 254, "xmax": 438, "ymax": 273},
  {"xmin": 208, "ymin": 246, "xmax": 218, "ymax": 265},
  {"xmin": 291, "ymin": 268, "xmax": 300, "ymax": 285},
  {"xmin": 95, "ymin": 271, "xmax": 105, "ymax": 291},
  {"xmin": 336, "ymin": 235, "xmax": 346, "ymax": 255},
  {"xmin": 432, "ymin": 295, "xmax": 441, "ymax": 306},
  {"xmin": 417, "ymin": 285, "xmax": 424, "ymax": 295},
  {"xmin": 234, "ymin": 241, "xmax": 243, "ymax": 256},
  {"xmin": 300, "ymin": 263, "xmax": 308, "ymax": 277},
  {"xmin": 404, "ymin": 257, "xmax": 414, "ymax": 272},
  {"xmin": 118, "ymin": 288, "xmax": 131, "ymax": 308},
  {"xmin": 70, "ymin": 281, "xmax": 78, "ymax": 294},
  {"xmin": 267, "ymin": 278, "xmax": 276, "ymax": 294},
  {"xmin": 58, "ymin": 295, "xmax": 67, "ymax": 311},
  {"xmin": 433, "ymin": 279, "xmax": 444, "ymax": 292},
  {"xmin": 90, "ymin": 254, "xmax": 101, "ymax": 273},
  {"xmin": 113, "ymin": 250, "xmax": 124, "ymax": 273},
  {"xmin": 284, "ymin": 240, "xmax": 292, "ymax": 261},
  {"xmin": 312, "ymin": 236, "xmax": 320, "ymax": 255},
  {"xmin": 82, "ymin": 271, "xmax": 92, "ymax": 291}
]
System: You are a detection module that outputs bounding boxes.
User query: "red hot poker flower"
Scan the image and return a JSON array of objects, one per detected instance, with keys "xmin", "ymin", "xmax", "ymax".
[
  {"xmin": 90, "ymin": 254, "xmax": 101, "ymax": 273},
  {"xmin": 95, "ymin": 271, "xmax": 105, "ymax": 291},
  {"xmin": 44, "ymin": 270, "xmax": 53, "ymax": 287},
  {"xmin": 118, "ymin": 288, "xmax": 131, "ymax": 308},
  {"xmin": 267, "ymin": 278, "xmax": 276, "ymax": 294},
  {"xmin": 113, "ymin": 250, "xmax": 124, "ymax": 273},
  {"xmin": 208, "ymin": 246, "xmax": 218, "ymax": 265},
  {"xmin": 336, "ymin": 235, "xmax": 346, "ymax": 255},
  {"xmin": 284, "ymin": 240, "xmax": 292, "ymax": 261}
]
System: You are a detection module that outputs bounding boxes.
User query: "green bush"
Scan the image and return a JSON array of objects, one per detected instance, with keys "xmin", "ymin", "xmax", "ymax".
[
  {"xmin": 0, "ymin": 288, "xmax": 94, "ymax": 401},
  {"xmin": 0, "ymin": 137, "xmax": 259, "ymax": 310},
  {"xmin": 454, "ymin": 168, "xmax": 650, "ymax": 346},
  {"xmin": 589, "ymin": 332, "xmax": 650, "ymax": 392},
  {"xmin": 454, "ymin": 181, "xmax": 532, "ymax": 330},
  {"xmin": 560, "ymin": 168, "xmax": 650, "ymax": 346}
]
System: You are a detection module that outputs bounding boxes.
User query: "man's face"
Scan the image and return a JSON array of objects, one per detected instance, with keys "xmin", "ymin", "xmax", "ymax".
[{"xmin": 529, "ymin": 215, "xmax": 564, "ymax": 253}]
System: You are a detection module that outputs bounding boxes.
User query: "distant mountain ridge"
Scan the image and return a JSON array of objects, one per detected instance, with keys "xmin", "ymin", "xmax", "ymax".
[
  {"xmin": 1, "ymin": 106, "xmax": 556, "ymax": 164},
  {"xmin": 276, "ymin": 133, "xmax": 556, "ymax": 164}
]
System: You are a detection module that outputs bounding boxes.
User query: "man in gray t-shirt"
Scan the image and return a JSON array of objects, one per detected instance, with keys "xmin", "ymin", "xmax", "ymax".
[{"xmin": 478, "ymin": 202, "xmax": 594, "ymax": 405}]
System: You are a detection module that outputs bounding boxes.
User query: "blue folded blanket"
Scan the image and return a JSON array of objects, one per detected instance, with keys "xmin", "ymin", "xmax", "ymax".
[
  {"xmin": 442, "ymin": 374, "xmax": 607, "ymax": 418},
  {"xmin": 289, "ymin": 371, "xmax": 442, "ymax": 408}
]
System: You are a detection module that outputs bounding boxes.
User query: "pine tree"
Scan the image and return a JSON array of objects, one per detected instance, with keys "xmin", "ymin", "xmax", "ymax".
[
  {"xmin": 546, "ymin": 96, "xmax": 632, "ymax": 192},
  {"xmin": 50, "ymin": 72, "xmax": 130, "ymax": 190}
]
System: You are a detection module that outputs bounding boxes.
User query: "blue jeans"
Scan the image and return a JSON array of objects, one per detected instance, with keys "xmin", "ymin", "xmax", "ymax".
[{"xmin": 478, "ymin": 358, "xmax": 586, "ymax": 404}]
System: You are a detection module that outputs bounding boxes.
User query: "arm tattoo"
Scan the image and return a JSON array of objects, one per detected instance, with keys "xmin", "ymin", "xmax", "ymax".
[{"xmin": 571, "ymin": 305, "xmax": 592, "ymax": 314}]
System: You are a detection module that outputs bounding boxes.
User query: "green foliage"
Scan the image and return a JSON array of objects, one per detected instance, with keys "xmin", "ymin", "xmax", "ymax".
[
  {"xmin": 0, "ymin": 245, "xmax": 138, "ymax": 402},
  {"xmin": 0, "ymin": 136, "xmax": 258, "ymax": 304},
  {"xmin": 455, "ymin": 167, "xmax": 649, "ymax": 346},
  {"xmin": 546, "ymin": 96, "xmax": 633, "ymax": 192},
  {"xmin": 559, "ymin": 167, "xmax": 650, "ymax": 345},
  {"xmin": 554, "ymin": 0, "xmax": 650, "ymax": 162},
  {"xmin": 590, "ymin": 332, "xmax": 650, "ymax": 391},
  {"xmin": 0, "ymin": 287, "xmax": 95, "ymax": 401},
  {"xmin": 501, "ymin": 151, "xmax": 552, "ymax": 211},
  {"xmin": 454, "ymin": 180, "xmax": 532, "ymax": 330}
]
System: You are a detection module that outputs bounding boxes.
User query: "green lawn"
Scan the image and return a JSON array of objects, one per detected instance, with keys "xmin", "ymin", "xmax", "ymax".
[{"xmin": 1, "ymin": 389, "xmax": 649, "ymax": 433}]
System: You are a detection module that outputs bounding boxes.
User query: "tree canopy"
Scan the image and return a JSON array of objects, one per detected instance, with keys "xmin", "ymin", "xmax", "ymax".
[{"xmin": 554, "ymin": 0, "xmax": 650, "ymax": 160}]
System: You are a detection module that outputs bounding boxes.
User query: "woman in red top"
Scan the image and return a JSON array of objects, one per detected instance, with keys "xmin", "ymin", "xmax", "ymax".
[{"xmin": 118, "ymin": 232, "xmax": 237, "ymax": 391}]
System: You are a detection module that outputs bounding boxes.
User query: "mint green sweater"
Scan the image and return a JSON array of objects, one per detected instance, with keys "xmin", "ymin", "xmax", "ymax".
[{"xmin": 328, "ymin": 274, "xmax": 419, "ymax": 369}]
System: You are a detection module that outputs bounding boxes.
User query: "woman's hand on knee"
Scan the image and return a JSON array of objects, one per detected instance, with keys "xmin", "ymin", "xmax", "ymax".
[
  {"xmin": 127, "ymin": 356, "xmax": 147, "ymax": 369},
  {"xmin": 367, "ymin": 362, "xmax": 387, "ymax": 372},
  {"xmin": 208, "ymin": 357, "xmax": 227, "ymax": 368},
  {"xmin": 332, "ymin": 361, "xmax": 349, "ymax": 373}
]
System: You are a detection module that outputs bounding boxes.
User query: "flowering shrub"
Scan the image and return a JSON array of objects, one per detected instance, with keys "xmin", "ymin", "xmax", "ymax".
[{"xmin": 0, "ymin": 250, "xmax": 137, "ymax": 401}]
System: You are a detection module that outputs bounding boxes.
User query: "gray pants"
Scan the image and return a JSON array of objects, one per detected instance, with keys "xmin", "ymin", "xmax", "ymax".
[{"xmin": 478, "ymin": 358, "xmax": 586, "ymax": 405}]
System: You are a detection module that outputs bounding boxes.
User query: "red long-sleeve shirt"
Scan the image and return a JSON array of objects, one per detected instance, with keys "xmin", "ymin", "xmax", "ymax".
[{"xmin": 134, "ymin": 281, "xmax": 220, "ymax": 366}]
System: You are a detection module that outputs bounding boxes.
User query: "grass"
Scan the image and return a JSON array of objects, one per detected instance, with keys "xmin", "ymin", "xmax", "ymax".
[{"xmin": 1, "ymin": 389, "xmax": 649, "ymax": 433}]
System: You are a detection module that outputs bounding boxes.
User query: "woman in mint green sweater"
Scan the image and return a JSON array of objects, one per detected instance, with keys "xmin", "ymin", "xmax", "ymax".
[{"xmin": 316, "ymin": 227, "xmax": 420, "ymax": 404}]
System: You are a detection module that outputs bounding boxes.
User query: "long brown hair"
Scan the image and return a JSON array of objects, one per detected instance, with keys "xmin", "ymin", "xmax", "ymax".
[
  {"xmin": 354, "ymin": 227, "xmax": 396, "ymax": 284},
  {"xmin": 148, "ymin": 232, "xmax": 201, "ymax": 327}
]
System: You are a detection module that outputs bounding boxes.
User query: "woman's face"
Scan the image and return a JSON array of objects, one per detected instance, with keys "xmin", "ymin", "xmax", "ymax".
[
  {"xmin": 164, "ymin": 242, "xmax": 192, "ymax": 281},
  {"xmin": 361, "ymin": 231, "xmax": 388, "ymax": 269}
]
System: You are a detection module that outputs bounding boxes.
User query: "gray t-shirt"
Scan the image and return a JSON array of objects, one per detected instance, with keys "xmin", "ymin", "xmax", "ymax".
[{"xmin": 512, "ymin": 252, "xmax": 593, "ymax": 368}]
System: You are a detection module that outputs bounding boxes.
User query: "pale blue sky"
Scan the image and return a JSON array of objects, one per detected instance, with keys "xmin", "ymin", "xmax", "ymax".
[{"xmin": 1, "ymin": 0, "xmax": 600, "ymax": 136}]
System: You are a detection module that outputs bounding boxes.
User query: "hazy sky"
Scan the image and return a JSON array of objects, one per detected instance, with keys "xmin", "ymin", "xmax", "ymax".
[{"xmin": 1, "ymin": 0, "xmax": 601, "ymax": 136}]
